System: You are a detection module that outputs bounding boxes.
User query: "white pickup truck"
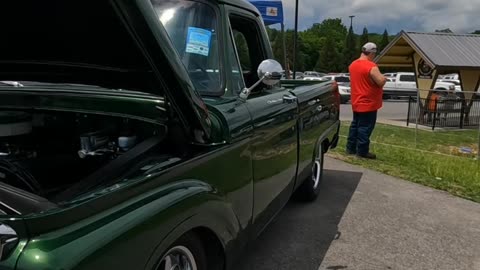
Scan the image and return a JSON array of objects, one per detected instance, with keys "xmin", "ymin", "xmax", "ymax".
[{"xmin": 385, "ymin": 72, "xmax": 456, "ymax": 91}]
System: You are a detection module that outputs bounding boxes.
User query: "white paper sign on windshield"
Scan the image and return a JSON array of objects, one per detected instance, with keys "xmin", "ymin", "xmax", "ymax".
[{"xmin": 185, "ymin": 27, "xmax": 212, "ymax": 57}]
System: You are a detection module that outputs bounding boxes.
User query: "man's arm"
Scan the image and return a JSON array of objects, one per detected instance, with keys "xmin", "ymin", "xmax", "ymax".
[{"xmin": 370, "ymin": 66, "xmax": 387, "ymax": 88}]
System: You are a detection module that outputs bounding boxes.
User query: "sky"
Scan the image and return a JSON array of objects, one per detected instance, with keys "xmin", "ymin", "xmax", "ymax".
[{"xmin": 279, "ymin": 0, "xmax": 480, "ymax": 34}]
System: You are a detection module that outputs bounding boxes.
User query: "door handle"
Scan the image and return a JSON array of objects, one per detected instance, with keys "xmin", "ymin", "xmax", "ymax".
[{"xmin": 283, "ymin": 95, "xmax": 297, "ymax": 104}]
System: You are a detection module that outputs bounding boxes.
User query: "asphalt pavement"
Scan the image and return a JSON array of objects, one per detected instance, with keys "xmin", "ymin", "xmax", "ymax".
[
  {"xmin": 340, "ymin": 100, "xmax": 409, "ymax": 122},
  {"xmin": 233, "ymin": 157, "xmax": 480, "ymax": 270}
]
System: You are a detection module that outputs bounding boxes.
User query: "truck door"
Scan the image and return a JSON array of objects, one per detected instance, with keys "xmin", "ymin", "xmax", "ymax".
[{"xmin": 226, "ymin": 9, "xmax": 298, "ymax": 236}]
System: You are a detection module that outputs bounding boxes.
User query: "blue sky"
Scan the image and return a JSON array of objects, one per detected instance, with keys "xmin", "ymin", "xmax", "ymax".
[{"xmin": 279, "ymin": 0, "xmax": 480, "ymax": 34}]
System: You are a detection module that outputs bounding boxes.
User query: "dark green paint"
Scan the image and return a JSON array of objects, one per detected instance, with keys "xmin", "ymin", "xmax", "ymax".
[{"xmin": 0, "ymin": 0, "xmax": 339, "ymax": 269}]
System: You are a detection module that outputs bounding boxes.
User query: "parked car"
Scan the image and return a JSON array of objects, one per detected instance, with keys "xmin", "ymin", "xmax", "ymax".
[
  {"xmin": 0, "ymin": 1, "xmax": 340, "ymax": 270},
  {"xmin": 295, "ymin": 72, "xmax": 304, "ymax": 79},
  {"xmin": 383, "ymin": 72, "xmax": 397, "ymax": 78},
  {"xmin": 437, "ymin": 79, "xmax": 462, "ymax": 91},
  {"xmin": 321, "ymin": 75, "xmax": 351, "ymax": 104},
  {"xmin": 385, "ymin": 72, "xmax": 456, "ymax": 90},
  {"xmin": 304, "ymin": 71, "xmax": 326, "ymax": 78},
  {"xmin": 441, "ymin": 73, "xmax": 459, "ymax": 80}
]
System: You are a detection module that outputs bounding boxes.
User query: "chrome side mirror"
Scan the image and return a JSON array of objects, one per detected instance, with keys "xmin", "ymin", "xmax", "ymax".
[
  {"xmin": 0, "ymin": 224, "xmax": 18, "ymax": 261},
  {"xmin": 239, "ymin": 59, "xmax": 283, "ymax": 100}
]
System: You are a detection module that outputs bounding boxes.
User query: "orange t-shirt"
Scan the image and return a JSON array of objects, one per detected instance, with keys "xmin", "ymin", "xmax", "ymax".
[{"xmin": 349, "ymin": 59, "xmax": 383, "ymax": 112}]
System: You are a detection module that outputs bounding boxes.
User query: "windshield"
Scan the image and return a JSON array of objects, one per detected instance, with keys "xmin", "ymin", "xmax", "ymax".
[
  {"xmin": 151, "ymin": 0, "xmax": 221, "ymax": 95},
  {"xmin": 335, "ymin": 76, "xmax": 350, "ymax": 83}
]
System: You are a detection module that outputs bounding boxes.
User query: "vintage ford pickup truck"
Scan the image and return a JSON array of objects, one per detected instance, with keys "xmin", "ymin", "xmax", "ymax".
[{"xmin": 0, "ymin": 0, "xmax": 340, "ymax": 269}]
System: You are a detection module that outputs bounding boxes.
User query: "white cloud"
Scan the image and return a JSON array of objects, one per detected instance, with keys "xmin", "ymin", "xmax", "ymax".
[{"xmin": 280, "ymin": 0, "xmax": 480, "ymax": 33}]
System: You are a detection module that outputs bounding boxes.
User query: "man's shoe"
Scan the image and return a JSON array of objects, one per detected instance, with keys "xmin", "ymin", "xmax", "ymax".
[
  {"xmin": 346, "ymin": 150, "xmax": 356, "ymax": 155},
  {"xmin": 357, "ymin": 152, "xmax": 377, "ymax": 159}
]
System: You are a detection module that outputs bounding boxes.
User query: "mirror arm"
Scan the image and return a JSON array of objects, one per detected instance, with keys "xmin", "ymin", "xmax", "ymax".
[{"xmin": 239, "ymin": 75, "xmax": 266, "ymax": 101}]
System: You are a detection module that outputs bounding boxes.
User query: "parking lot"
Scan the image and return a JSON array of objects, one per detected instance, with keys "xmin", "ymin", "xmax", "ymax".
[
  {"xmin": 340, "ymin": 100, "xmax": 409, "ymax": 123},
  {"xmin": 234, "ymin": 158, "xmax": 480, "ymax": 270}
]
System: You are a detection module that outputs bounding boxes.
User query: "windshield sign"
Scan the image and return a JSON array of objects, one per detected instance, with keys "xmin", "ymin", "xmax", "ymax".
[{"xmin": 151, "ymin": 0, "xmax": 221, "ymax": 95}]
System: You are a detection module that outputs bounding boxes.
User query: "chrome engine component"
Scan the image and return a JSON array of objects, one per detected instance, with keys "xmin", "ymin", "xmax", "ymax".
[
  {"xmin": 118, "ymin": 136, "xmax": 137, "ymax": 151},
  {"xmin": 78, "ymin": 130, "xmax": 115, "ymax": 159}
]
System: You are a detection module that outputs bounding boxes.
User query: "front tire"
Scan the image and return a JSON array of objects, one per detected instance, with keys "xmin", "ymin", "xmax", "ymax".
[
  {"xmin": 157, "ymin": 233, "xmax": 207, "ymax": 270},
  {"xmin": 295, "ymin": 142, "xmax": 324, "ymax": 201}
]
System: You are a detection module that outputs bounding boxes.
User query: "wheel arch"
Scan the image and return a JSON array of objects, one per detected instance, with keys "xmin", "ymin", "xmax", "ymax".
[{"xmin": 144, "ymin": 194, "xmax": 243, "ymax": 270}]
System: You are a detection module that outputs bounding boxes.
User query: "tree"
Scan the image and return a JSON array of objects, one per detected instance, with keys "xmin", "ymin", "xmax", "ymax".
[
  {"xmin": 359, "ymin": 26, "xmax": 369, "ymax": 48},
  {"xmin": 343, "ymin": 25, "xmax": 357, "ymax": 69},
  {"xmin": 301, "ymin": 18, "xmax": 348, "ymax": 71},
  {"xmin": 379, "ymin": 29, "xmax": 390, "ymax": 52},
  {"xmin": 472, "ymin": 30, "xmax": 480, "ymax": 35},
  {"xmin": 316, "ymin": 36, "xmax": 342, "ymax": 72}
]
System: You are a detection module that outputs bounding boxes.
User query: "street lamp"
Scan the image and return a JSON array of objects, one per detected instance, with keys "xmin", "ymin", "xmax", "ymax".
[{"xmin": 292, "ymin": 0, "xmax": 299, "ymax": 79}]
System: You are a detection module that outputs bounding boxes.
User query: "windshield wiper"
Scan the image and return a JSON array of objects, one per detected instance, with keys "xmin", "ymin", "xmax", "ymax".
[{"xmin": 0, "ymin": 81, "xmax": 24, "ymax": 87}]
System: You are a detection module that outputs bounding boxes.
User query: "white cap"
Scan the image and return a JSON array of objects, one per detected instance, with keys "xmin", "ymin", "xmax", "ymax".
[{"xmin": 362, "ymin": 42, "xmax": 378, "ymax": 53}]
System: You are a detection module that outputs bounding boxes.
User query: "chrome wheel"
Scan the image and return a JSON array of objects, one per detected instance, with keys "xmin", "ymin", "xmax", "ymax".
[
  {"xmin": 158, "ymin": 246, "xmax": 197, "ymax": 270},
  {"xmin": 312, "ymin": 145, "xmax": 323, "ymax": 189}
]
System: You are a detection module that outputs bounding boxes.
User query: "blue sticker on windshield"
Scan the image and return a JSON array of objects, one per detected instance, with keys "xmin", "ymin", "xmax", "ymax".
[{"xmin": 186, "ymin": 27, "xmax": 212, "ymax": 56}]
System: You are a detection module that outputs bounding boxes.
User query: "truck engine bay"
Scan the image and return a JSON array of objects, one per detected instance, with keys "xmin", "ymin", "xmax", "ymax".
[{"xmin": 0, "ymin": 109, "xmax": 170, "ymax": 203}]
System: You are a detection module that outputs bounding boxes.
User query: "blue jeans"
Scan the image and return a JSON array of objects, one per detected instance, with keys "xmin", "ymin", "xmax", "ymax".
[{"xmin": 346, "ymin": 111, "xmax": 377, "ymax": 156}]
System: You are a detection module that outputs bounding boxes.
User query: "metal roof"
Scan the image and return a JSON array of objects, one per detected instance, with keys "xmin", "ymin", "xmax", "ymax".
[{"xmin": 375, "ymin": 31, "xmax": 480, "ymax": 70}]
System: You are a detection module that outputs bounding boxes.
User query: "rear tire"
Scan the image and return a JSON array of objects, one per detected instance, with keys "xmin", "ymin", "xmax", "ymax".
[
  {"xmin": 295, "ymin": 142, "xmax": 324, "ymax": 202},
  {"xmin": 157, "ymin": 233, "xmax": 207, "ymax": 270}
]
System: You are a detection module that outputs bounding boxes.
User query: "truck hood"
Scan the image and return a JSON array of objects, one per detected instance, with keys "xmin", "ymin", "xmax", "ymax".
[{"xmin": 0, "ymin": 0, "xmax": 211, "ymax": 141}]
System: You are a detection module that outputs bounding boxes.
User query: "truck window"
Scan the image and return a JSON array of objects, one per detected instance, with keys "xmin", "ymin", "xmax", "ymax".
[
  {"xmin": 399, "ymin": 75, "xmax": 415, "ymax": 82},
  {"xmin": 229, "ymin": 14, "xmax": 266, "ymax": 92},
  {"xmin": 334, "ymin": 76, "xmax": 350, "ymax": 83},
  {"xmin": 151, "ymin": 0, "xmax": 222, "ymax": 96},
  {"xmin": 227, "ymin": 29, "xmax": 246, "ymax": 93},
  {"xmin": 233, "ymin": 31, "xmax": 251, "ymax": 72}
]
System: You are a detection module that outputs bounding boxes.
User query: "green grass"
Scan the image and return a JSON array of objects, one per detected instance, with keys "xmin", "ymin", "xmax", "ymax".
[{"xmin": 330, "ymin": 122, "xmax": 480, "ymax": 202}]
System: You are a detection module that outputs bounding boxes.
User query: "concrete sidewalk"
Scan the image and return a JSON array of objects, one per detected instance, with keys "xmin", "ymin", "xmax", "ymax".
[{"xmin": 319, "ymin": 158, "xmax": 480, "ymax": 270}]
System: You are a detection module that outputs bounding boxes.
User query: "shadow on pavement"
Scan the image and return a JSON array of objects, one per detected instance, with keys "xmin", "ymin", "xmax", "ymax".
[{"xmin": 233, "ymin": 169, "xmax": 363, "ymax": 270}]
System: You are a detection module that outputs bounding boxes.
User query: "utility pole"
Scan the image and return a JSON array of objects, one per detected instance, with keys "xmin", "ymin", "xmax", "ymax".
[
  {"xmin": 349, "ymin": 15, "xmax": 355, "ymax": 29},
  {"xmin": 292, "ymin": 0, "xmax": 299, "ymax": 79}
]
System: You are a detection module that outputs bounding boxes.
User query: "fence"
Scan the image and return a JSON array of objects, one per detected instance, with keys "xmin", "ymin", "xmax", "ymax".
[{"xmin": 407, "ymin": 90, "xmax": 480, "ymax": 130}]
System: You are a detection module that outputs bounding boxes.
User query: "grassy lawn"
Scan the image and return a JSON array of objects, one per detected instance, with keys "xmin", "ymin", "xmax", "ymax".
[{"xmin": 330, "ymin": 122, "xmax": 480, "ymax": 203}]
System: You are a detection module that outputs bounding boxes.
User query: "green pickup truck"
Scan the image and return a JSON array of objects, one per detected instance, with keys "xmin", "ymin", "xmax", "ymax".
[{"xmin": 0, "ymin": 0, "xmax": 340, "ymax": 269}]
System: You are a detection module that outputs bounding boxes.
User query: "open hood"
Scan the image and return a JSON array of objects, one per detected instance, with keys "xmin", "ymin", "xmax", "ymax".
[{"xmin": 0, "ymin": 0, "xmax": 211, "ymax": 141}]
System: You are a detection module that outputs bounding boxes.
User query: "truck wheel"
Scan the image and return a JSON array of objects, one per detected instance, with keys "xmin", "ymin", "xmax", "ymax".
[
  {"xmin": 157, "ymin": 233, "xmax": 207, "ymax": 270},
  {"xmin": 296, "ymin": 142, "xmax": 324, "ymax": 201}
]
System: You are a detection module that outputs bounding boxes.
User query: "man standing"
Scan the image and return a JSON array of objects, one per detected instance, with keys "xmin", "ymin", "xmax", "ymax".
[{"xmin": 346, "ymin": 42, "xmax": 386, "ymax": 159}]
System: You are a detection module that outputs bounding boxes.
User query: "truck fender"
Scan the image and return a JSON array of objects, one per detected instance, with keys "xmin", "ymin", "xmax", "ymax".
[{"xmin": 143, "ymin": 186, "xmax": 243, "ymax": 270}]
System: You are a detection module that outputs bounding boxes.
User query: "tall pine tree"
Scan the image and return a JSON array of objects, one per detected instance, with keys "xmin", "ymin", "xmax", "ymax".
[
  {"xmin": 359, "ymin": 26, "xmax": 369, "ymax": 49},
  {"xmin": 379, "ymin": 29, "xmax": 390, "ymax": 52},
  {"xmin": 343, "ymin": 25, "xmax": 357, "ymax": 70},
  {"xmin": 316, "ymin": 36, "xmax": 341, "ymax": 72}
]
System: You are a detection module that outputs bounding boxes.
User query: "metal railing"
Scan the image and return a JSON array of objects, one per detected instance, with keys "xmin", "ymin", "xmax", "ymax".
[
  {"xmin": 383, "ymin": 88, "xmax": 417, "ymax": 99},
  {"xmin": 407, "ymin": 90, "xmax": 480, "ymax": 130}
]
